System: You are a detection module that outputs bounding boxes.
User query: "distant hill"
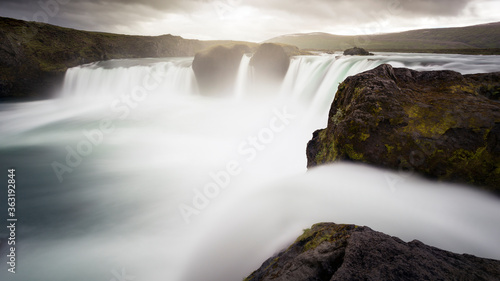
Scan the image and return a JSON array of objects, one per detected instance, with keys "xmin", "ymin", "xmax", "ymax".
[{"xmin": 266, "ymin": 22, "xmax": 500, "ymax": 52}]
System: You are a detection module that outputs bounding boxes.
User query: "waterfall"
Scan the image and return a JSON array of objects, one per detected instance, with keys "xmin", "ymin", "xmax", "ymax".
[
  {"xmin": 234, "ymin": 54, "xmax": 252, "ymax": 98},
  {"xmin": 60, "ymin": 52, "xmax": 500, "ymax": 109},
  {"xmin": 2, "ymin": 53, "xmax": 500, "ymax": 281},
  {"xmin": 61, "ymin": 57, "xmax": 198, "ymax": 99}
]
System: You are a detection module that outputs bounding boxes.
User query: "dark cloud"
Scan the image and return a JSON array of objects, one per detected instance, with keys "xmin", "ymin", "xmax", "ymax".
[
  {"xmin": 0, "ymin": 0, "xmax": 195, "ymax": 12},
  {"xmin": 401, "ymin": 0, "xmax": 472, "ymax": 15}
]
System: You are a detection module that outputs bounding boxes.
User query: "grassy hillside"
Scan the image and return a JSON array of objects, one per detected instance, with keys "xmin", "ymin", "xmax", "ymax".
[{"xmin": 267, "ymin": 22, "xmax": 500, "ymax": 53}]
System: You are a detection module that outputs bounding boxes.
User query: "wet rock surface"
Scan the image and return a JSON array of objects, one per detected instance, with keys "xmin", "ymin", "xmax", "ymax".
[{"xmin": 245, "ymin": 223, "xmax": 500, "ymax": 281}]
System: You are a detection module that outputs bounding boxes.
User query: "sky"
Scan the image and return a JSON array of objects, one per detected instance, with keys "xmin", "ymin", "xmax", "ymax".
[{"xmin": 0, "ymin": 0, "xmax": 499, "ymax": 42}]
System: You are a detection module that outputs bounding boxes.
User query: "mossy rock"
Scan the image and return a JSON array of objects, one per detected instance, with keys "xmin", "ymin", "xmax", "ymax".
[{"xmin": 307, "ymin": 64, "xmax": 500, "ymax": 192}]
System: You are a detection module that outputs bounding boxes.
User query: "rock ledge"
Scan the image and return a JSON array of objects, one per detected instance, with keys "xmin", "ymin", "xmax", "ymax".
[{"xmin": 245, "ymin": 223, "xmax": 500, "ymax": 281}]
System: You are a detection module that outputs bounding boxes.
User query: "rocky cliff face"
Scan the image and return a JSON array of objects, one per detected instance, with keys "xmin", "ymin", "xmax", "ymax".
[
  {"xmin": 192, "ymin": 44, "xmax": 251, "ymax": 96},
  {"xmin": 0, "ymin": 17, "xmax": 212, "ymax": 99},
  {"xmin": 307, "ymin": 64, "xmax": 500, "ymax": 191},
  {"xmin": 245, "ymin": 223, "xmax": 500, "ymax": 281},
  {"xmin": 250, "ymin": 43, "xmax": 291, "ymax": 81}
]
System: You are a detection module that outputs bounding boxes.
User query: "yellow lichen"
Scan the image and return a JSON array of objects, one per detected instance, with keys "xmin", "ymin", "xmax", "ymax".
[{"xmin": 404, "ymin": 105, "xmax": 458, "ymax": 137}]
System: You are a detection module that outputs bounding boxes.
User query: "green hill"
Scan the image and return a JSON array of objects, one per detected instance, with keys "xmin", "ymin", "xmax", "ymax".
[{"xmin": 266, "ymin": 22, "xmax": 500, "ymax": 53}]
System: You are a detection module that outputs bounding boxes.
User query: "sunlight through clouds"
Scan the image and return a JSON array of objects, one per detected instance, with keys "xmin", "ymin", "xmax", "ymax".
[{"xmin": 0, "ymin": 0, "xmax": 498, "ymax": 41}]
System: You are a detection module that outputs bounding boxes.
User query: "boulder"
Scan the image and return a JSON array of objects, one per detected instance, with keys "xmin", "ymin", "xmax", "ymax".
[
  {"xmin": 248, "ymin": 43, "xmax": 295, "ymax": 96},
  {"xmin": 250, "ymin": 43, "xmax": 290, "ymax": 86},
  {"xmin": 244, "ymin": 223, "xmax": 500, "ymax": 281},
  {"xmin": 306, "ymin": 64, "xmax": 500, "ymax": 191},
  {"xmin": 192, "ymin": 44, "xmax": 250, "ymax": 96},
  {"xmin": 343, "ymin": 47, "xmax": 373, "ymax": 56}
]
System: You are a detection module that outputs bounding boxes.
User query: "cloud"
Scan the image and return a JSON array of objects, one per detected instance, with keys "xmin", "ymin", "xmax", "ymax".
[{"xmin": 0, "ymin": 0, "xmax": 496, "ymax": 41}]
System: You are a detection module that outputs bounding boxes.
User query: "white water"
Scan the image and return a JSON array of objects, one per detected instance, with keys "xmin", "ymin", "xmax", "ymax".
[{"xmin": 1, "ymin": 53, "xmax": 500, "ymax": 281}]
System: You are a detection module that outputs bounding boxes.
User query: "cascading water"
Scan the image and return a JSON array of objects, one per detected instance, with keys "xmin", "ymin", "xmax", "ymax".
[
  {"xmin": 1, "ymin": 53, "xmax": 500, "ymax": 281},
  {"xmin": 61, "ymin": 57, "xmax": 198, "ymax": 99},
  {"xmin": 234, "ymin": 54, "xmax": 253, "ymax": 99}
]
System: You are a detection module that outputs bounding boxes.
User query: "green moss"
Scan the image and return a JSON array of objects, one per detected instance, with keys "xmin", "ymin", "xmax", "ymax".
[
  {"xmin": 360, "ymin": 133, "xmax": 370, "ymax": 141},
  {"xmin": 314, "ymin": 130, "xmax": 338, "ymax": 164},
  {"xmin": 385, "ymin": 144, "xmax": 395, "ymax": 154},
  {"xmin": 330, "ymin": 108, "xmax": 345, "ymax": 125},
  {"xmin": 404, "ymin": 105, "xmax": 458, "ymax": 137},
  {"xmin": 296, "ymin": 224, "xmax": 352, "ymax": 252},
  {"xmin": 353, "ymin": 87, "xmax": 365, "ymax": 99},
  {"xmin": 344, "ymin": 144, "xmax": 364, "ymax": 160},
  {"xmin": 338, "ymin": 82, "xmax": 346, "ymax": 91},
  {"xmin": 449, "ymin": 84, "xmax": 476, "ymax": 95}
]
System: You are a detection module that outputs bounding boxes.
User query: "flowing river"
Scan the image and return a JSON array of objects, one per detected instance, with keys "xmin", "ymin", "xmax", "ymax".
[{"xmin": 1, "ymin": 53, "xmax": 500, "ymax": 281}]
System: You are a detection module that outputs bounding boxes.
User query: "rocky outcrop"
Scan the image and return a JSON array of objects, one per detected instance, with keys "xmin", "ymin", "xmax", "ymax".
[
  {"xmin": 250, "ymin": 43, "xmax": 291, "ymax": 81},
  {"xmin": 343, "ymin": 47, "xmax": 373, "ymax": 56},
  {"xmin": 244, "ymin": 223, "xmax": 500, "ymax": 281},
  {"xmin": 192, "ymin": 44, "xmax": 251, "ymax": 96},
  {"xmin": 306, "ymin": 64, "xmax": 500, "ymax": 191},
  {"xmin": 247, "ymin": 43, "xmax": 291, "ymax": 95},
  {"xmin": 192, "ymin": 43, "xmax": 293, "ymax": 96}
]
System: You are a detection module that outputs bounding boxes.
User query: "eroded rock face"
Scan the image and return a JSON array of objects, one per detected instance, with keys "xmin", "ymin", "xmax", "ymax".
[
  {"xmin": 244, "ymin": 223, "xmax": 500, "ymax": 281},
  {"xmin": 306, "ymin": 64, "xmax": 500, "ymax": 191},
  {"xmin": 246, "ymin": 43, "xmax": 290, "ymax": 95},
  {"xmin": 192, "ymin": 44, "xmax": 250, "ymax": 96},
  {"xmin": 250, "ymin": 43, "xmax": 290, "ymax": 81},
  {"xmin": 343, "ymin": 47, "xmax": 373, "ymax": 56}
]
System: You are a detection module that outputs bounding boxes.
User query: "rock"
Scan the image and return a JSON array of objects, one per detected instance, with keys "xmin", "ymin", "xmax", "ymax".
[
  {"xmin": 250, "ymin": 43, "xmax": 290, "ymax": 81},
  {"xmin": 343, "ymin": 47, "xmax": 373, "ymax": 56},
  {"xmin": 306, "ymin": 64, "xmax": 500, "ymax": 192},
  {"xmin": 248, "ymin": 43, "xmax": 291, "ymax": 94},
  {"xmin": 244, "ymin": 223, "xmax": 500, "ymax": 281},
  {"xmin": 192, "ymin": 44, "xmax": 250, "ymax": 96}
]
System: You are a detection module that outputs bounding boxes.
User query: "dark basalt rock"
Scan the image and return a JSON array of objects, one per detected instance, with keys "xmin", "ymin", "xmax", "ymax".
[
  {"xmin": 248, "ymin": 43, "xmax": 291, "ymax": 95},
  {"xmin": 250, "ymin": 43, "xmax": 290, "ymax": 81},
  {"xmin": 244, "ymin": 223, "xmax": 500, "ymax": 281},
  {"xmin": 192, "ymin": 44, "xmax": 250, "ymax": 96},
  {"xmin": 343, "ymin": 47, "xmax": 373, "ymax": 56},
  {"xmin": 306, "ymin": 64, "xmax": 500, "ymax": 192}
]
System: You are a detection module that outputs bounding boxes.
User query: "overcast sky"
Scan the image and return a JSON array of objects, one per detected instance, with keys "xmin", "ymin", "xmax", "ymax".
[{"xmin": 0, "ymin": 0, "xmax": 499, "ymax": 42}]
